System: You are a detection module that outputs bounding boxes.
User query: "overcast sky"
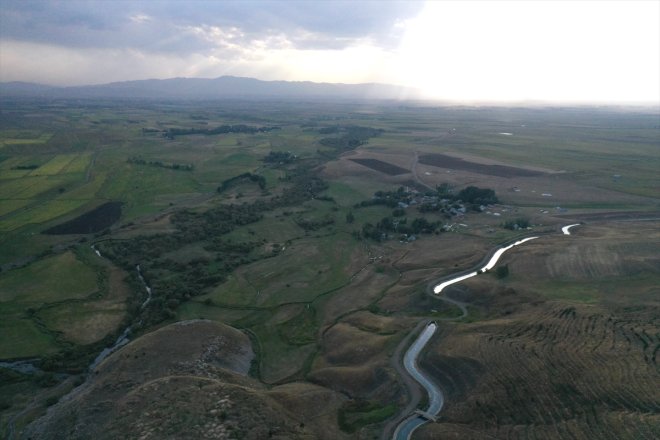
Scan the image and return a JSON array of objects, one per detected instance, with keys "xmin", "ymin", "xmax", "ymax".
[{"xmin": 1, "ymin": 0, "xmax": 658, "ymax": 103}]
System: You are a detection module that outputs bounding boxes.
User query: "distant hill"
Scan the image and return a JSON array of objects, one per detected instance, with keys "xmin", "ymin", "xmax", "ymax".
[{"xmin": 0, "ymin": 76, "xmax": 421, "ymax": 100}]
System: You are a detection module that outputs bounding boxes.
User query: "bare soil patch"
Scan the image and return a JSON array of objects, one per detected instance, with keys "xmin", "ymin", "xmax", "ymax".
[
  {"xmin": 308, "ymin": 364, "xmax": 392, "ymax": 397},
  {"xmin": 349, "ymin": 158, "xmax": 409, "ymax": 176},
  {"xmin": 419, "ymin": 153, "xmax": 545, "ymax": 177},
  {"xmin": 43, "ymin": 201, "xmax": 122, "ymax": 234}
]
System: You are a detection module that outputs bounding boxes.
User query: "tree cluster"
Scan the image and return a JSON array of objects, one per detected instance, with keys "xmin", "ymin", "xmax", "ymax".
[
  {"xmin": 456, "ymin": 186, "xmax": 498, "ymax": 205},
  {"xmin": 164, "ymin": 124, "xmax": 280, "ymax": 139},
  {"xmin": 359, "ymin": 216, "xmax": 440, "ymax": 241},
  {"xmin": 318, "ymin": 125, "xmax": 384, "ymax": 155},
  {"xmin": 502, "ymin": 218, "xmax": 530, "ymax": 230},
  {"xmin": 99, "ymin": 166, "xmax": 331, "ymax": 327},
  {"xmin": 218, "ymin": 172, "xmax": 266, "ymax": 192},
  {"xmin": 127, "ymin": 157, "xmax": 194, "ymax": 171}
]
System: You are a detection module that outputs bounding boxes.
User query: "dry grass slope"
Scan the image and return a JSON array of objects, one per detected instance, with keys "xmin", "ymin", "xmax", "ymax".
[{"xmin": 20, "ymin": 320, "xmax": 347, "ymax": 440}]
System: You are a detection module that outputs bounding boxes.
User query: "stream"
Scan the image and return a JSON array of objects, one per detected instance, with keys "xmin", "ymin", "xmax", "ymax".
[{"xmin": 87, "ymin": 247, "xmax": 152, "ymax": 371}]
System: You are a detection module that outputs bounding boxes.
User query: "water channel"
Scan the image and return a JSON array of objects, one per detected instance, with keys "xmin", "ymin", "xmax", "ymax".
[{"xmin": 392, "ymin": 231, "xmax": 565, "ymax": 440}]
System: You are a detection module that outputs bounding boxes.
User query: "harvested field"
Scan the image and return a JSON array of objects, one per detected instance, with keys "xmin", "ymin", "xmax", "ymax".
[
  {"xmin": 349, "ymin": 158, "xmax": 410, "ymax": 176},
  {"xmin": 417, "ymin": 303, "xmax": 660, "ymax": 439},
  {"xmin": 418, "ymin": 153, "xmax": 545, "ymax": 177},
  {"xmin": 558, "ymin": 210, "xmax": 660, "ymax": 222},
  {"xmin": 43, "ymin": 201, "xmax": 122, "ymax": 234}
]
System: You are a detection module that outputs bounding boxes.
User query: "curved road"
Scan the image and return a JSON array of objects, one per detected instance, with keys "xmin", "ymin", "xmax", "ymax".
[{"xmin": 390, "ymin": 229, "xmax": 574, "ymax": 440}]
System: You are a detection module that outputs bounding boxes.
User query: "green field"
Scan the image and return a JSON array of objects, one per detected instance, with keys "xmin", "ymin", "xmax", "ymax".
[{"xmin": 0, "ymin": 251, "xmax": 99, "ymax": 358}]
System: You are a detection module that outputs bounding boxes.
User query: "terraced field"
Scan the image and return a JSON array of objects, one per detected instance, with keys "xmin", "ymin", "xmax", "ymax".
[
  {"xmin": 0, "ymin": 152, "xmax": 94, "ymax": 232},
  {"xmin": 419, "ymin": 302, "xmax": 659, "ymax": 439},
  {"xmin": 411, "ymin": 221, "xmax": 660, "ymax": 439}
]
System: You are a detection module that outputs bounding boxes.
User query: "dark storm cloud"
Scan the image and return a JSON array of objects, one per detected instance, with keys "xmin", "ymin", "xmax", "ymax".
[{"xmin": 0, "ymin": 0, "xmax": 423, "ymax": 53}]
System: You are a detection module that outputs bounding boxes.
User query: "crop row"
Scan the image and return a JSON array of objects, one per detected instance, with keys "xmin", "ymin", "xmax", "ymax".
[{"xmin": 422, "ymin": 304, "xmax": 659, "ymax": 439}]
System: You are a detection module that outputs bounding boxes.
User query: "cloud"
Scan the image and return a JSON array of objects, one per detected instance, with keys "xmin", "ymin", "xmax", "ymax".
[
  {"xmin": 0, "ymin": 0, "xmax": 422, "ymax": 86},
  {"xmin": 0, "ymin": 0, "xmax": 423, "ymax": 54},
  {"xmin": 1, "ymin": 0, "xmax": 657, "ymax": 103}
]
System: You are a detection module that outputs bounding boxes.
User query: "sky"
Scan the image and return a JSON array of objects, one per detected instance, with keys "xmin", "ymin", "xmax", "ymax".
[{"xmin": 1, "ymin": 0, "xmax": 658, "ymax": 103}]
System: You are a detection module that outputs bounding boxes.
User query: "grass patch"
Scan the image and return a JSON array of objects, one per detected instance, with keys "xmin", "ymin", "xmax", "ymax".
[
  {"xmin": 278, "ymin": 306, "xmax": 317, "ymax": 345},
  {"xmin": 338, "ymin": 400, "xmax": 397, "ymax": 433},
  {"xmin": 99, "ymin": 162, "xmax": 200, "ymax": 219},
  {"xmin": 30, "ymin": 154, "xmax": 79, "ymax": 176},
  {"xmin": 37, "ymin": 302, "xmax": 125, "ymax": 345},
  {"xmin": 0, "ymin": 311, "xmax": 59, "ymax": 358},
  {"xmin": 0, "ymin": 251, "xmax": 98, "ymax": 303},
  {"xmin": 0, "ymin": 199, "xmax": 88, "ymax": 232}
]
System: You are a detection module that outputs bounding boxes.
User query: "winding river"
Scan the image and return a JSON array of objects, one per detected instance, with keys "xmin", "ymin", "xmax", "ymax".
[
  {"xmin": 87, "ymin": 247, "xmax": 152, "ymax": 370},
  {"xmin": 392, "ymin": 228, "xmax": 577, "ymax": 440}
]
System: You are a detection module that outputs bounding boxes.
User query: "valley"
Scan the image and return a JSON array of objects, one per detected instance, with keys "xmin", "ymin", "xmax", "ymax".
[{"xmin": 0, "ymin": 98, "xmax": 658, "ymax": 439}]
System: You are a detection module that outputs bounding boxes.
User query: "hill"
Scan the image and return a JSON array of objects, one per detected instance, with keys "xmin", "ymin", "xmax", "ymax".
[
  {"xmin": 0, "ymin": 76, "xmax": 420, "ymax": 101},
  {"xmin": 22, "ymin": 320, "xmax": 348, "ymax": 440}
]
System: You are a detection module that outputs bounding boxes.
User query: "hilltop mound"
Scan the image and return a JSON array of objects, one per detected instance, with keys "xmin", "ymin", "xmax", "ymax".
[{"xmin": 22, "ymin": 320, "xmax": 344, "ymax": 439}]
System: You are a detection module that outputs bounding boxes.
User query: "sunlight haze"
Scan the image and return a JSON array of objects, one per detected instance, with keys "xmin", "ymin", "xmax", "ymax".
[{"xmin": 1, "ymin": 0, "xmax": 658, "ymax": 103}]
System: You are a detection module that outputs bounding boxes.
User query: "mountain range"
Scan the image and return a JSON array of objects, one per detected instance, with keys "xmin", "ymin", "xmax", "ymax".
[{"xmin": 0, "ymin": 76, "xmax": 421, "ymax": 101}]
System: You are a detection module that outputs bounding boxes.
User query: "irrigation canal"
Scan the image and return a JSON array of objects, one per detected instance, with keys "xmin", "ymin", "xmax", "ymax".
[{"xmin": 392, "ymin": 228, "xmax": 578, "ymax": 439}]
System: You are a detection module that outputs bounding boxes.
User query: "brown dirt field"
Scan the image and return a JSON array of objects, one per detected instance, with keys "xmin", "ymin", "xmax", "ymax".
[
  {"xmin": 317, "ymin": 263, "xmax": 400, "ymax": 329},
  {"xmin": 318, "ymin": 323, "xmax": 392, "ymax": 366},
  {"xmin": 349, "ymin": 158, "xmax": 410, "ymax": 176},
  {"xmin": 418, "ymin": 153, "xmax": 545, "ymax": 177},
  {"xmin": 308, "ymin": 364, "xmax": 394, "ymax": 398},
  {"xmin": 106, "ymin": 264, "xmax": 131, "ymax": 302},
  {"xmin": 346, "ymin": 150, "xmax": 414, "ymax": 170},
  {"xmin": 507, "ymin": 222, "xmax": 660, "ymax": 282},
  {"xmin": 434, "ymin": 151, "xmax": 561, "ymax": 174},
  {"xmin": 43, "ymin": 201, "xmax": 122, "ymax": 235},
  {"xmin": 321, "ymin": 152, "xmax": 416, "ymax": 189},
  {"xmin": 268, "ymin": 382, "xmax": 350, "ymax": 440},
  {"xmin": 342, "ymin": 311, "xmax": 407, "ymax": 334},
  {"xmin": 413, "ymin": 161, "xmax": 654, "ymax": 208},
  {"xmin": 392, "ymin": 234, "xmax": 489, "ymax": 276}
]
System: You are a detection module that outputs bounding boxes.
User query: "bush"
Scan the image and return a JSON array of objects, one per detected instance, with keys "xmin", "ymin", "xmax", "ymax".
[
  {"xmin": 502, "ymin": 218, "xmax": 530, "ymax": 230},
  {"xmin": 495, "ymin": 265, "xmax": 510, "ymax": 279}
]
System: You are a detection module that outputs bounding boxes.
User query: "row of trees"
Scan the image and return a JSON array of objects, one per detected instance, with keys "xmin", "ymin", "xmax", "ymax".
[
  {"xmin": 164, "ymin": 124, "xmax": 280, "ymax": 139},
  {"xmin": 218, "ymin": 172, "xmax": 266, "ymax": 192},
  {"xmin": 128, "ymin": 157, "xmax": 194, "ymax": 171},
  {"xmin": 318, "ymin": 125, "xmax": 384, "ymax": 156},
  {"xmin": 359, "ymin": 216, "xmax": 440, "ymax": 241}
]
